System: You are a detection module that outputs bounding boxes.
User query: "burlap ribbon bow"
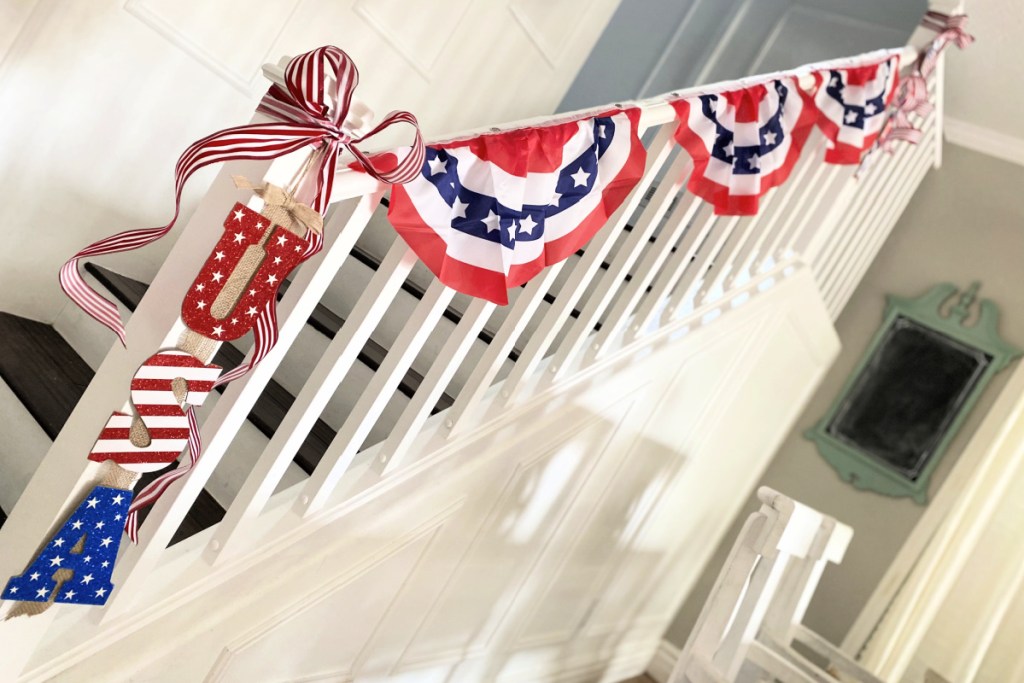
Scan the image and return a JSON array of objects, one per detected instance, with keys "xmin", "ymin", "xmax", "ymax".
[{"xmin": 232, "ymin": 176, "xmax": 324, "ymax": 236}]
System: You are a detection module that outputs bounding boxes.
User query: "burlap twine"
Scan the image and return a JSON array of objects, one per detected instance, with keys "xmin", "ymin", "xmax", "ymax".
[
  {"xmin": 6, "ymin": 462, "xmax": 136, "ymax": 620},
  {"xmin": 204, "ymin": 178, "xmax": 323, "ymax": 321}
]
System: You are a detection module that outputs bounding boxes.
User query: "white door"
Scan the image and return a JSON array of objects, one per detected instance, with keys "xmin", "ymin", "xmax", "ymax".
[{"xmin": 0, "ymin": 0, "xmax": 621, "ymax": 323}]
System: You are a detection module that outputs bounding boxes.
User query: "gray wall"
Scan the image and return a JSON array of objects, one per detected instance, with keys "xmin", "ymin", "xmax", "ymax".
[
  {"xmin": 664, "ymin": 143, "xmax": 1024, "ymax": 648},
  {"xmin": 559, "ymin": 0, "xmax": 924, "ymax": 113}
]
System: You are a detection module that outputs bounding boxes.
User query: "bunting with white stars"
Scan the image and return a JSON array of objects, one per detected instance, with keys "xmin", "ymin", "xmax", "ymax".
[
  {"xmin": 181, "ymin": 202, "xmax": 306, "ymax": 342},
  {"xmin": 670, "ymin": 78, "xmax": 817, "ymax": 215},
  {"xmin": 387, "ymin": 108, "xmax": 645, "ymax": 304},
  {"xmin": 812, "ymin": 51, "xmax": 900, "ymax": 164},
  {"xmin": 4, "ymin": 486, "xmax": 131, "ymax": 606}
]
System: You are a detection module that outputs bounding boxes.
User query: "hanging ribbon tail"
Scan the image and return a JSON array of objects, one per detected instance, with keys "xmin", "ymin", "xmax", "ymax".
[
  {"xmin": 875, "ymin": 11, "xmax": 971, "ymax": 156},
  {"xmin": 213, "ymin": 302, "xmax": 278, "ymax": 388},
  {"xmin": 918, "ymin": 12, "xmax": 974, "ymax": 79},
  {"xmin": 124, "ymin": 406, "xmax": 202, "ymax": 543},
  {"xmin": 59, "ymin": 122, "xmax": 327, "ymax": 347}
]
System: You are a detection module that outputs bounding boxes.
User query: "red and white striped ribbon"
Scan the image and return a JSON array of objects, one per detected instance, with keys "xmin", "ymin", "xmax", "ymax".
[
  {"xmin": 877, "ymin": 12, "xmax": 973, "ymax": 153},
  {"xmin": 60, "ymin": 45, "xmax": 424, "ymax": 349},
  {"xmin": 124, "ymin": 405, "xmax": 201, "ymax": 543}
]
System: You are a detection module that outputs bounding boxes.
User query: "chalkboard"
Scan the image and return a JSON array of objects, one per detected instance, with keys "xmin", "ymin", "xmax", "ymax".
[
  {"xmin": 826, "ymin": 316, "xmax": 992, "ymax": 481},
  {"xmin": 805, "ymin": 283, "xmax": 1021, "ymax": 503}
]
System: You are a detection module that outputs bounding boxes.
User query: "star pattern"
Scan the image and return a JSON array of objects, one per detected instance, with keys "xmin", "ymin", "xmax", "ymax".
[
  {"xmin": 673, "ymin": 77, "xmax": 823, "ymax": 214},
  {"xmin": 4, "ymin": 486, "xmax": 131, "ymax": 605},
  {"xmin": 389, "ymin": 112, "xmax": 645, "ymax": 306},
  {"xmin": 702, "ymin": 82, "xmax": 791, "ymax": 180},
  {"xmin": 817, "ymin": 59, "xmax": 898, "ymax": 164},
  {"xmin": 428, "ymin": 155, "xmax": 447, "ymax": 176},
  {"xmin": 409, "ymin": 113, "xmax": 625, "ymax": 261},
  {"xmin": 182, "ymin": 202, "xmax": 307, "ymax": 342}
]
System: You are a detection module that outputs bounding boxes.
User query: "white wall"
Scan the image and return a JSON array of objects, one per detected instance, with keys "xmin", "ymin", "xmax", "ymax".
[
  {"xmin": 0, "ymin": 0, "xmax": 621, "ymax": 324},
  {"xmin": 664, "ymin": 143, "xmax": 1024, "ymax": 648}
]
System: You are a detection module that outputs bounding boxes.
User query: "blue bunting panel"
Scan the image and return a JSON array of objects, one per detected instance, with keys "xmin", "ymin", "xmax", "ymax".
[{"xmin": 4, "ymin": 485, "xmax": 132, "ymax": 605}]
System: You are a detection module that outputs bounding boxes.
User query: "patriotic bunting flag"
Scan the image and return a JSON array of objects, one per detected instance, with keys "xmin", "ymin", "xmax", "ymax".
[
  {"xmin": 671, "ymin": 78, "xmax": 816, "ymax": 216},
  {"xmin": 387, "ymin": 109, "xmax": 646, "ymax": 304},
  {"xmin": 813, "ymin": 54, "xmax": 900, "ymax": 164}
]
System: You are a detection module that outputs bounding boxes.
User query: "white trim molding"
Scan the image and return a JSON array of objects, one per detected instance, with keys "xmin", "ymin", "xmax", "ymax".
[
  {"xmin": 647, "ymin": 638, "xmax": 682, "ymax": 683},
  {"xmin": 944, "ymin": 117, "xmax": 1024, "ymax": 169}
]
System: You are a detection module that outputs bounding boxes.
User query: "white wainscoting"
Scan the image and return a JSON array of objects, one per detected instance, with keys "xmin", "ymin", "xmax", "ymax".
[{"xmin": 13, "ymin": 267, "xmax": 838, "ymax": 683}]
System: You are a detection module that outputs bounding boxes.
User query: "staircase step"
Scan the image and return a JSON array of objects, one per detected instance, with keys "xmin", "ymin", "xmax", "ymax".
[
  {"xmin": 0, "ymin": 377, "xmax": 52, "ymax": 515},
  {"xmin": 0, "ymin": 312, "xmax": 222, "ymax": 545},
  {"xmin": 0, "ymin": 313, "xmax": 94, "ymax": 441}
]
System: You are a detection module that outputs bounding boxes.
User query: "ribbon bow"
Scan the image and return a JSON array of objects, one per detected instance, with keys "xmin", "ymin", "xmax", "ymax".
[
  {"xmin": 921, "ymin": 11, "xmax": 975, "ymax": 56},
  {"xmin": 255, "ymin": 46, "xmax": 425, "ymax": 215},
  {"xmin": 232, "ymin": 176, "xmax": 324, "ymax": 236},
  {"xmin": 876, "ymin": 13, "xmax": 973, "ymax": 153},
  {"xmin": 60, "ymin": 45, "xmax": 424, "ymax": 347}
]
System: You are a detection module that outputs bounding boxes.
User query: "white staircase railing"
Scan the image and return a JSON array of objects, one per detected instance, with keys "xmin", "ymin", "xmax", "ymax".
[{"xmin": 0, "ymin": 23, "xmax": 945, "ymax": 679}]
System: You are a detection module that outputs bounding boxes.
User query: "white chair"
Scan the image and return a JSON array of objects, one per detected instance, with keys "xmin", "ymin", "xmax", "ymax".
[{"xmin": 668, "ymin": 487, "xmax": 885, "ymax": 683}]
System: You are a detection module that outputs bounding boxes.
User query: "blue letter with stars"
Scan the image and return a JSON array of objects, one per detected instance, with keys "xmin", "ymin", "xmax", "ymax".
[{"xmin": 4, "ymin": 486, "xmax": 132, "ymax": 606}]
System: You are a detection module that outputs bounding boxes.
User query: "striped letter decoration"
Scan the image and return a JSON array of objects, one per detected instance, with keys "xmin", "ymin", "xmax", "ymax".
[{"xmin": 87, "ymin": 350, "xmax": 221, "ymax": 473}]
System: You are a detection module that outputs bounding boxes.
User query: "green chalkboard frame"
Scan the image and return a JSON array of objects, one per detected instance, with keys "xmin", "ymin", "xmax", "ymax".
[{"xmin": 806, "ymin": 283, "xmax": 1021, "ymax": 503}]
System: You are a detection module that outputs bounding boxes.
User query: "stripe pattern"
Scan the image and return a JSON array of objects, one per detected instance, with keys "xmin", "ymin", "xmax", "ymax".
[
  {"xmin": 814, "ymin": 54, "xmax": 900, "ymax": 164},
  {"xmin": 59, "ymin": 45, "xmax": 424, "ymax": 363},
  {"xmin": 878, "ymin": 12, "xmax": 973, "ymax": 153},
  {"xmin": 88, "ymin": 351, "xmax": 220, "ymax": 473},
  {"xmin": 670, "ymin": 78, "xmax": 817, "ymax": 215},
  {"xmin": 124, "ymin": 406, "xmax": 201, "ymax": 543},
  {"xmin": 388, "ymin": 109, "xmax": 646, "ymax": 304}
]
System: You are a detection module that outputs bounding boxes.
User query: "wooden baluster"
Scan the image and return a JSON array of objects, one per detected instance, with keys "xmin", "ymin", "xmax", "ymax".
[
  {"xmin": 628, "ymin": 203, "xmax": 715, "ymax": 341},
  {"xmin": 827, "ymin": 121, "xmax": 935, "ymax": 315},
  {"xmin": 376, "ymin": 296, "xmax": 497, "ymax": 474},
  {"xmin": 298, "ymin": 279, "xmax": 456, "ymax": 516},
  {"xmin": 589, "ymin": 190, "xmax": 700, "ymax": 361},
  {"xmin": 753, "ymin": 137, "xmax": 830, "ymax": 275},
  {"xmin": 498, "ymin": 122, "xmax": 670, "ymax": 404},
  {"xmin": 444, "ymin": 263, "xmax": 565, "ymax": 438},
  {"xmin": 547, "ymin": 138, "xmax": 691, "ymax": 382},
  {"xmin": 207, "ymin": 240, "xmax": 415, "ymax": 562},
  {"xmin": 663, "ymin": 215, "xmax": 741, "ymax": 324}
]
